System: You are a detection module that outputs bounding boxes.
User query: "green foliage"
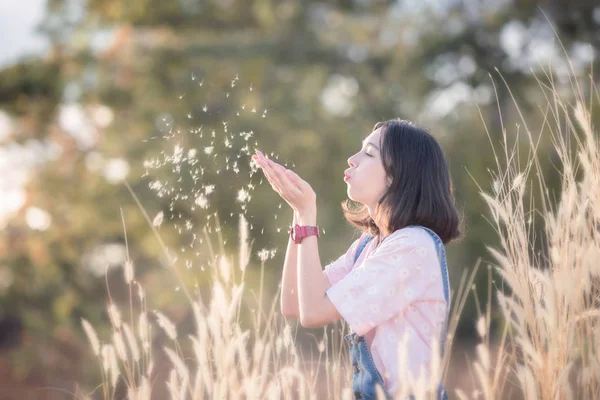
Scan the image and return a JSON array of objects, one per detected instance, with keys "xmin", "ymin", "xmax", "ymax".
[{"xmin": 0, "ymin": 0, "xmax": 599, "ymax": 394}]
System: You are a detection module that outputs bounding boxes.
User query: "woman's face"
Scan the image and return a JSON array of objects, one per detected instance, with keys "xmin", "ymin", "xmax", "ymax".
[{"xmin": 344, "ymin": 127, "xmax": 391, "ymax": 216}]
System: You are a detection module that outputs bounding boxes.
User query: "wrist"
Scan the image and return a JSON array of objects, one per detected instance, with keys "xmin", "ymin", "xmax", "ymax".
[{"xmin": 296, "ymin": 210, "xmax": 317, "ymax": 226}]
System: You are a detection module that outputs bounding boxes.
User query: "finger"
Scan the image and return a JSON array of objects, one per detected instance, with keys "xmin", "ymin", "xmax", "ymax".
[
  {"xmin": 254, "ymin": 154, "xmax": 284, "ymax": 193},
  {"xmin": 265, "ymin": 158, "xmax": 303, "ymax": 195}
]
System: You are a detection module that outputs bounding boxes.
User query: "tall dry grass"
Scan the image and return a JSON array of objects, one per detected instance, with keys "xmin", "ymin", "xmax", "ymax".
[
  {"xmin": 467, "ymin": 66, "xmax": 600, "ymax": 399},
  {"xmin": 75, "ymin": 73, "xmax": 600, "ymax": 399},
  {"xmin": 75, "ymin": 197, "xmax": 477, "ymax": 399}
]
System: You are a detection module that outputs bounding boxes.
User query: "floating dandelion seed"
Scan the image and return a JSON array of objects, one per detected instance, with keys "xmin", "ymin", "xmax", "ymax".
[
  {"xmin": 249, "ymin": 83, "xmax": 253, "ymax": 91},
  {"xmin": 204, "ymin": 185, "xmax": 215, "ymax": 194},
  {"xmin": 252, "ymin": 107, "xmax": 257, "ymax": 113},
  {"xmin": 257, "ymin": 249, "xmax": 270, "ymax": 261},
  {"xmin": 153, "ymin": 211, "xmax": 164, "ymax": 227},
  {"xmin": 262, "ymin": 109, "xmax": 268, "ymax": 118},
  {"xmin": 191, "ymin": 73, "xmax": 195, "ymax": 80},
  {"xmin": 187, "ymin": 112, "xmax": 192, "ymax": 119},
  {"xmin": 178, "ymin": 93, "xmax": 186, "ymax": 99},
  {"xmin": 203, "ymin": 104, "xmax": 207, "ymax": 112},
  {"xmin": 195, "ymin": 194, "xmax": 209, "ymax": 209},
  {"xmin": 199, "ymin": 79, "xmax": 204, "ymax": 86},
  {"xmin": 237, "ymin": 188, "xmax": 250, "ymax": 203},
  {"xmin": 226, "ymin": 92, "xmax": 230, "ymax": 98},
  {"xmin": 204, "ymin": 146, "xmax": 214, "ymax": 155}
]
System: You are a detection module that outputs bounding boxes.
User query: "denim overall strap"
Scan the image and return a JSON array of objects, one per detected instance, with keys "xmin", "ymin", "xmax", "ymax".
[
  {"xmin": 409, "ymin": 225, "xmax": 450, "ymax": 400},
  {"xmin": 354, "ymin": 234, "xmax": 373, "ymax": 264},
  {"xmin": 410, "ymin": 226, "xmax": 451, "ymax": 353}
]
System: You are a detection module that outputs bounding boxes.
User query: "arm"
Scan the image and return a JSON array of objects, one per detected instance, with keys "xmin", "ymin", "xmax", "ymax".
[
  {"xmin": 280, "ymin": 211, "xmax": 300, "ymax": 317},
  {"xmin": 296, "ymin": 208, "xmax": 343, "ymax": 328}
]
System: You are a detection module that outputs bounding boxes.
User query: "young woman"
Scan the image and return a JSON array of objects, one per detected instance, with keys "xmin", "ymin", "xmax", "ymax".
[{"xmin": 253, "ymin": 119, "xmax": 461, "ymax": 399}]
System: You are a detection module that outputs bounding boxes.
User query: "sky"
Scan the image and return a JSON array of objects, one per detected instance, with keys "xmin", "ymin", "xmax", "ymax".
[{"xmin": 0, "ymin": 0, "xmax": 48, "ymax": 70}]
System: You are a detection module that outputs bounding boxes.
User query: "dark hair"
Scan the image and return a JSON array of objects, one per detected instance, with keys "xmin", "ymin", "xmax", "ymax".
[{"xmin": 341, "ymin": 119, "xmax": 462, "ymax": 245}]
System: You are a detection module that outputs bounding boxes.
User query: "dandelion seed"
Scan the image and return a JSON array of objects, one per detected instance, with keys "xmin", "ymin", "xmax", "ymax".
[
  {"xmin": 237, "ymin": 188, "xmax": 250, "ymax": 203},
  {"xmin": 199, "ymin": 79, "xmax": 203, "ymax": 86},
  {"xmin": 187, "ymin": 112, "xmax": 192, "ymax": 119},
  {"xmin": 251, "ymin": 107, "xmax": 257, "ymax": 113},
  {"xmin": 81, "ymin": 318, "xmax": 100, "ymax": 356},
  {"xmin": 257, "ymin": 249, "xmax": 270, "ymax": 261},
  {"xmin": 202, "ymin": 104, "xmax": 207, "ymax": 112},
  {"xmin": 204, "ymin": 146, "xmax": 214, "ymax": 155},
  {"xmin": 178, "ymin": 93, "xmax": 186, "ymax": 99},
  {"xmin": 249, "ymin": 83, "xmax": 253, "ymax": 91},
  {"xmin": 153, "ymin": 211, "xmax": 164, "ymax": 227}
]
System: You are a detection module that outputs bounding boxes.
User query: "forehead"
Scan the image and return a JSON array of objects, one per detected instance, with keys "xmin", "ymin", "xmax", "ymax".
[{"xmin": 362, "ymin": 127, "xmax": 382, "ymax": 144}]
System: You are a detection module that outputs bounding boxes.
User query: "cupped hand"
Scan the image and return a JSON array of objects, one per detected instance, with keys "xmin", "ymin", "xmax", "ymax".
[{"xmin": 252, "ymin": 150, "xmax": 316, "ymax": 215}]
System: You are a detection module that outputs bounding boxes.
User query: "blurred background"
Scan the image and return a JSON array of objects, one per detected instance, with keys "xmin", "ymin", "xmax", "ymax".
[{"xmin": 1, "ymin": 0, "xmax": 599, "ymax": 398}]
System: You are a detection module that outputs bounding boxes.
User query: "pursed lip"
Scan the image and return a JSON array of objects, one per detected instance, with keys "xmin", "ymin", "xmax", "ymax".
[{"xmin": 344, "ymin": 170, "xmax": 351, "ymax": 180}]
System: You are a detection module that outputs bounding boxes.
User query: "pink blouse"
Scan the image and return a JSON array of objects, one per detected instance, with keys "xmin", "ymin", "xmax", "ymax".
[{"xmin": 323, "ymin": 226, "xmax": 448, "ymax": 394}]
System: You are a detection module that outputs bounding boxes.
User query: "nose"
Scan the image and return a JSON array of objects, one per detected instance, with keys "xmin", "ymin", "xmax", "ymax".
[{"xmin": 347, "ymin": 155, "xmax": 356, "ymax": 167}]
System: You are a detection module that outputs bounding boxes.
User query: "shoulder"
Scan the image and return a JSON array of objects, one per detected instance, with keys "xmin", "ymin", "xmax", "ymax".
[
  {"xmin": 377, "ymin": 226, "xmax": 437, "ymax": 256},
  {"xmin": 386, "ymin": 226, "xmax": 435, "ymax": 245}
]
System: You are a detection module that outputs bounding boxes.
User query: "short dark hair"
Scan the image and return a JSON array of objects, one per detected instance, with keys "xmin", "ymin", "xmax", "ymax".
[{"xmin": 341, "ymin": 119, "xmax": 462, "ymax": 244}]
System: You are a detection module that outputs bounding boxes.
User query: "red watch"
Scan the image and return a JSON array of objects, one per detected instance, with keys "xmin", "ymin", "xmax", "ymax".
[{"xmin": 290, "ymin": 224, "xmax": 320, "ymax": 244}]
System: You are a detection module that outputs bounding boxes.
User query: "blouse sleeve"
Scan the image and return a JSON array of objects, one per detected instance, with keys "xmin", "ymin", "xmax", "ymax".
[
  {"xmin": 322, "ymin": 234, "xmax": 366, "ymax": 287},
  {"xmin": 324, "ymin": 229, "xmax": 442, "ymax": 336}
]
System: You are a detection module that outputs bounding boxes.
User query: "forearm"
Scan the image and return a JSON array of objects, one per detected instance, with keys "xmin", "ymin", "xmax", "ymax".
[
  {"xmin": 280, "ymin": 211, "xmax": 300, "ymax": 316},
  {"xmin": 296, "ymin": 208, "xmax": 330, "ymax": 324}
]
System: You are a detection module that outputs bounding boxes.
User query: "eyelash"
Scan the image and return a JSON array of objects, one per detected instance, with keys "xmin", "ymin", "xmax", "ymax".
[{"xmin": 363, "ymin": 150, "xmax": 373, "ymax": 157}]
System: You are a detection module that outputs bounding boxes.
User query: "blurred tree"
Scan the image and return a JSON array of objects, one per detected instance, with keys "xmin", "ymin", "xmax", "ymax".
[{"xmin": 0, "ymin": 0, "xmax": 599, "ymax": 395}]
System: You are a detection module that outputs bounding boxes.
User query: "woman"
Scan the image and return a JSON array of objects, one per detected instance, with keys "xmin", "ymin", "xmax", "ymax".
[{"xmin": 253, "ymin": 119, "xmax": 462, "ymax": 399}]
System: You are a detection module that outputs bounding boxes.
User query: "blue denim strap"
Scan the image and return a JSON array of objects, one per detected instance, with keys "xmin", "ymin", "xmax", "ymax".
[{"xmin": 353, "ymin": 234, "xmax": 373, "ymax": 265}]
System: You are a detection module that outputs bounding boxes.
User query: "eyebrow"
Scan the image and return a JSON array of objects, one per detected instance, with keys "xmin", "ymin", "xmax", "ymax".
[{"xmin": 362, "ymin": 140, "xmax": 380, "ymax": 151}]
